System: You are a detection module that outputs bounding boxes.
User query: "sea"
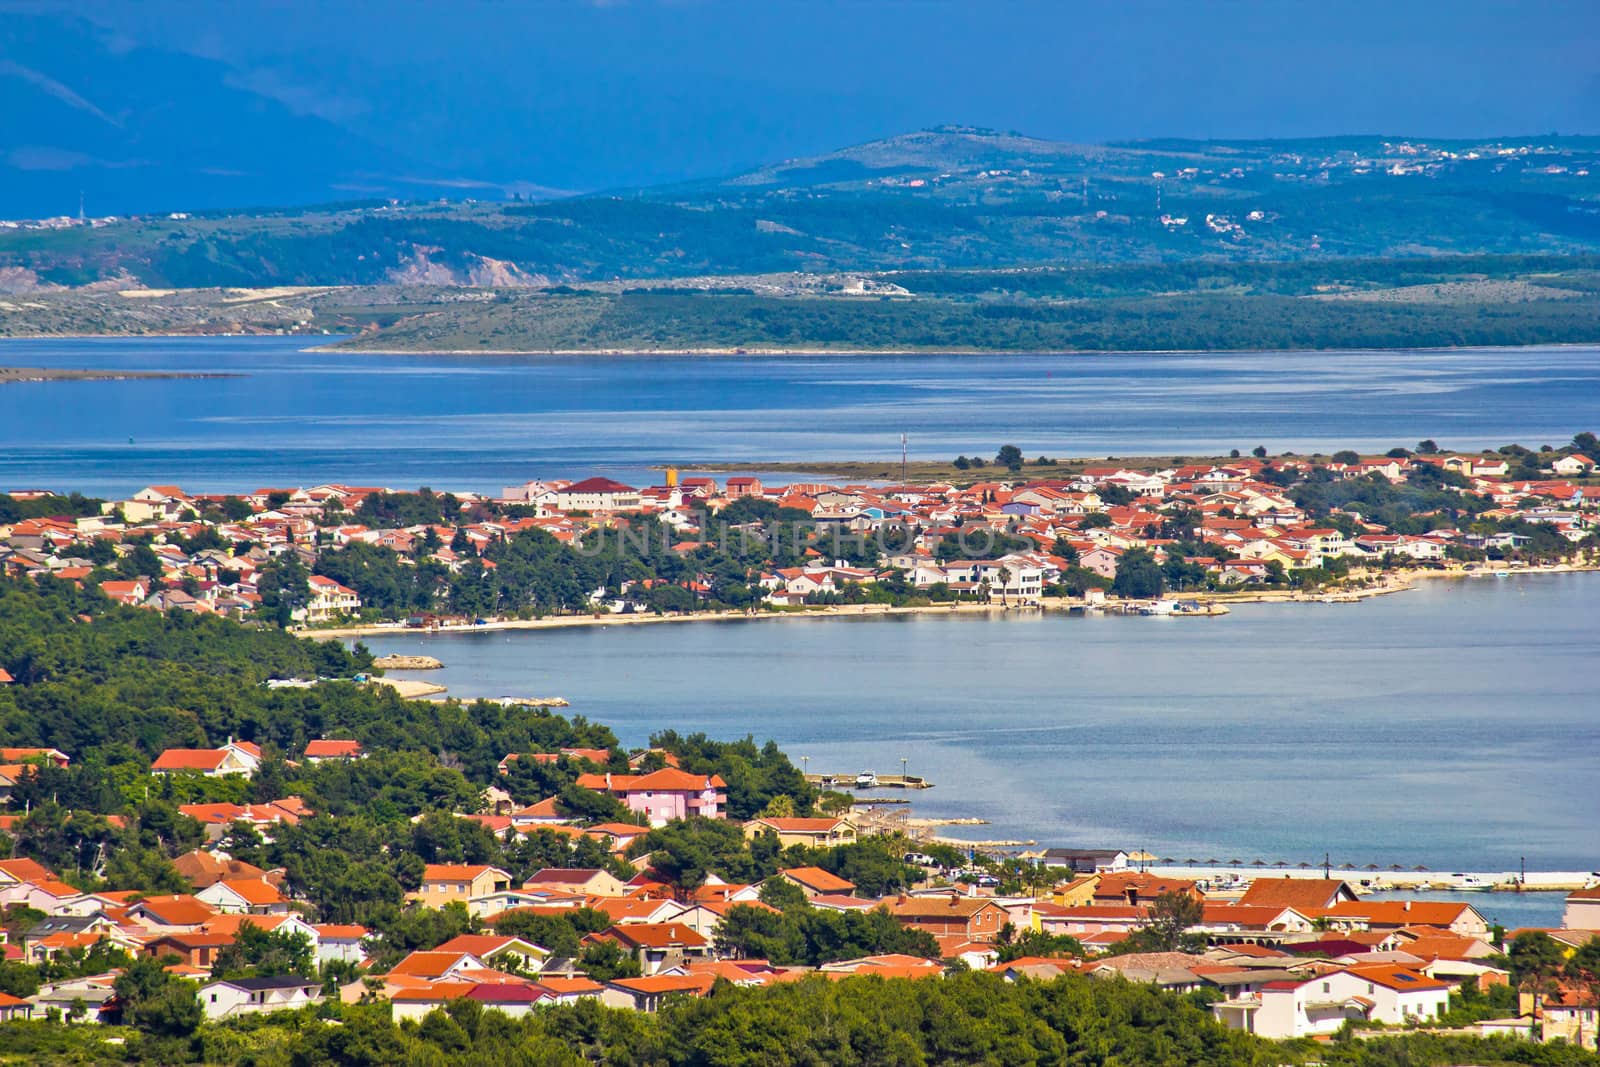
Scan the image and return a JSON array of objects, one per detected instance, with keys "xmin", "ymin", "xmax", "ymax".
[
  {"xmin": 363, "ymin": 571, "xmax": 1600, "ymax": 890},
  {"xmin": 3, "ymin": 336, "xmax": 1600, "ymax": 495},
  {"xmin": 5, "ymin": 336, "xmax": 1597, "ymax": 912}
]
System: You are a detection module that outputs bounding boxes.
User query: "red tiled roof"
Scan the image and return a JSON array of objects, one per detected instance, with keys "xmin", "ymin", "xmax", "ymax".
[
  {"xmin": 779, "ymin": 867, "xmax": 855, "ymax": 893},
  {"xmin": 303, "ymin": 739, "xmax": 361, "ymax": 758},
  {"xmin": 151, "ymin": 749, "xmax": 228, "ymax": 771}
]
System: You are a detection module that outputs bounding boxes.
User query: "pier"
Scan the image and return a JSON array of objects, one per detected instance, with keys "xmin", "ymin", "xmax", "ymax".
[{"xmin": 806, "ymin": 772, "xmax": 933, "ymax": 790}]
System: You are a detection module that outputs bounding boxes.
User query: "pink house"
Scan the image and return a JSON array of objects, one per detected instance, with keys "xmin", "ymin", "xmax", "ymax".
[
  {"xmin": 575, "ymin": 769, "xmax": 727, "ymax": 826},
  {"xmin": 1079, "ymin": 545, "xmax": 1124, "ymax": 579}
]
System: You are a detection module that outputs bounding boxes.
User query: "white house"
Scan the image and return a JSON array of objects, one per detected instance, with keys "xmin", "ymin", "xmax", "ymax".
[
  {"xmin": 1551, "ymin": 454, "xmax": 1594, "ymax": 476},
  {"xmin": 195, "ymin": 878, "xmax": 291, "ymax": 916},
  {"xmin": 304, "ymin": 575, "xmax": 361, "ymax": 622},
  {"xmin": 1564, "ymin": 889, "xmax": 1600, "ymax": 930},
  {"xmin": 311, "ymin": 924, "xmax": 371, "ymax": 966},
  {"xmin": 554, "ymin": 478, "xmax": 642, "ymax": 512},
  {"xmin": 198, "ymin": 975, "xmax": 323, "ymax": 1020},
  {"xmin": 1213, "ymin": 965, "xmax": 1452, "ymax": 1038},
  {"xmin": 150, "ymin": 739, "xmax": 263, "ymax": 778}
]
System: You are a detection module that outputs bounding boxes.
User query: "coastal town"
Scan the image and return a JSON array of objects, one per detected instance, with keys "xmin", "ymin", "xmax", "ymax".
[
  {"xmin": 0, "ymin": 731, "xmax": 1597, "ymax": 1045},
  {"xmin": 2, "ymin": 438, "xmax": 1597, "ymax": 630},
  {"xmin": 0, "ymin": 439, "xmax": 1597, "ymax": 1053}
]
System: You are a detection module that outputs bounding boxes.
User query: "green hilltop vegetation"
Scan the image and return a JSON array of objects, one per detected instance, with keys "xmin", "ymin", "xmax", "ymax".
[
  {"xmin": 5, "ymin": 128, "xmax": 1600, "ymax": 353},
  {"xmin": 5, "ymin": 253, "xmax": 1600, "ymax": 353}
]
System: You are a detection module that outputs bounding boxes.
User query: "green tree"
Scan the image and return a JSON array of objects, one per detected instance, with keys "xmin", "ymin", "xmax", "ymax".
[
  {"xmin": 1111, "ymin": 549, "xmax": 1164, "ymax": 599},
  {"xmin": 113, "ymin": 954, "xmax": 202, "ymax": 1038},
  {"xmin": 1507, "ymin": 930, "xmax": 1565, "ymax": 1005},
  {"xmin": 212, "ymin": 921, "xmax": 316, "ymax": 979},
  {"xmin": 1140, "ymin": 890, "xmax": 1204, "ymax": 952},
  {"xmin": 578, "ymin": 938, "xmax": 642, "ymax": 981}
]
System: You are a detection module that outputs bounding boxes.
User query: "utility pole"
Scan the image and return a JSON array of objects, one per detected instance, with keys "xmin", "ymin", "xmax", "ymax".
[
  {"xmin": 1324, "ymin": 851, "xmax": 1331, "ymax": 880},
  {"xmin": 901, "ymin": 432, "xmax": 908, "ymax": 483}
]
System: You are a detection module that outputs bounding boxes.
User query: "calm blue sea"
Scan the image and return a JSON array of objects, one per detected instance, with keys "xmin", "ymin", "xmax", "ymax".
[
  {"xmin": 3, "ymin": 336, "xmax": 1600, "ymax": 495},
  {"xmin": 364, "ymin": 572, "xmax": 1600, "ymax": 877},
  {"xmin": 6, "ymin": 337, "xmax": 1596, "ymax": 884}
]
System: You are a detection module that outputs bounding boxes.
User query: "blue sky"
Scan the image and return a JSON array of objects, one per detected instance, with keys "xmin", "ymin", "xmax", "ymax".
[{"xmin": 8, "ymin": 0, "xmax": 1600, "ymax": 194}]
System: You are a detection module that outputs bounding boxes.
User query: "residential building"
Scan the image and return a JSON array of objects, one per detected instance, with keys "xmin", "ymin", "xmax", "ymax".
[
  {"xmin": 410, "ymin": 865, "xmax": 514, "ymax": 909},
  {"xmin": 1212, "ymin": 965, "xmax": 1452, "ymax": 1038},
  {"xmin": 1564, "ymin": 889, "xmax": 1600, "ymax": 930},
  {"xmin": 150, "ymin": 740, "xmax": 263, "ymax": 778},
  {"xmin": 199, "ymin": 976, "xmax": 323, "ymax": 1020},
  {"xmin": 574, "ymin": 769, "xmax": 727, "ymax": 826},
  {"xmin": 304, "ymin": 575, "xmax": 360, "ymax": 622},
  {"xmin": 745, "ymin": 817, "xmax": 858, "ymax": 849}
]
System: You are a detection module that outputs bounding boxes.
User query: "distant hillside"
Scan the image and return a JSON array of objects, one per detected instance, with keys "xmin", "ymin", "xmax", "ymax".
[
  {"xmin": 8, "ymin": 256, "xmax": 1600, "ymax": 356},
  {"xmin": 3, "ymin": 124, "xmax": 1600, "ymax": 290}
]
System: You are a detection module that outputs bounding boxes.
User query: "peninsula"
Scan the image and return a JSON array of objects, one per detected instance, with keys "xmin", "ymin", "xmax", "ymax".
[{"xmin": 4, "ymin": 434, "xmax": 1594, "ymax": 631}]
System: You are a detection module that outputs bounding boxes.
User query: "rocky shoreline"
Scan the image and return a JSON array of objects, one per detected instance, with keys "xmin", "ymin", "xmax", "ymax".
[{"xmin": 372, "ymin": 654, "xmax": 443, "ymax": 670}]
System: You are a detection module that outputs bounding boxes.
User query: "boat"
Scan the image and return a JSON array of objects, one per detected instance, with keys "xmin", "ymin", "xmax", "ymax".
[
  {"xmin": 1140, "ymin": 600, "xmax": 1177, "ymax": 616},
  {"xmin": 1448, "ymin": 874, "xmax": 1492, "ymax": 891},
  {"xmin": 855, "ymin": 771, "xmax": 879, "ymax": 789}
]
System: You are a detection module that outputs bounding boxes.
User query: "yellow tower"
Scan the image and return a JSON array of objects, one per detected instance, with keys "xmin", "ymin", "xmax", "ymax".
[{"xmin": 665, "ymin": 466, "xmax": 679, "ymax": 488}]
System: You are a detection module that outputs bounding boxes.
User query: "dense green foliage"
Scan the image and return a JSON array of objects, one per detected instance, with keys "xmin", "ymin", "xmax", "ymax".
[
  {"xmin": 3, "ymin": 968, "xmax": 1595, "ymax": 1066},
  {"xmin": 0, "ymin": 492, "xmax": 105, "ymax": 522},
  {"xmin": 0, "ymin": 575, "xmax": 828, "ymax": 939},
  {"xmin": 713, "ymin": 902, "xmax": 941, "ymax": 967},
  {"xmin": 336, "ymin": 285, "xmax": 1600, "ymax": 354}
]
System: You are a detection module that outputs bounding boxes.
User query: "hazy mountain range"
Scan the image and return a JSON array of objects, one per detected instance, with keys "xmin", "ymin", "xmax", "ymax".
[{"xmin": 5, "ymin": 14, "xmax": 1600, "ymax": 292}]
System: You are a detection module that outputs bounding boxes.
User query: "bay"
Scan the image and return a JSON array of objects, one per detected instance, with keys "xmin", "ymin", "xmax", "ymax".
[
  {"xmin": 363, "ymin": 572, "xmax": 1600, "ymax": 875},
  {"xmin": 3, "ymin": 337, "xmax": 1600, "ymax": 496}
]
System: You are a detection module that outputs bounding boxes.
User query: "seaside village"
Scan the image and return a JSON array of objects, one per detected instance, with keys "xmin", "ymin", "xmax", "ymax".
[
  {"xmin": 2, "ymin": 450, "xmax": 1597, "ymax": 623},
  {"xmin": 0, "ymin": 740, "xmax": 1598, "ymax": 1043},
  {"xmin": 0, "ymin": 453, "xmax": 1598, "ymax": 1046}
]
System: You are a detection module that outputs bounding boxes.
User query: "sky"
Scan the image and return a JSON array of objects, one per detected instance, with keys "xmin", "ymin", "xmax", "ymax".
[{"xmin": 6, "ymin": 0, "xmax": 1600, "ymax": 196}]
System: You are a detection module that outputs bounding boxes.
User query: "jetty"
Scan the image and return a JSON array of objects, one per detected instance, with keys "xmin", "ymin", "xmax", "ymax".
[{"xmin": 806, "ymin": 772, "xmax": 933, "ymax": 790}]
